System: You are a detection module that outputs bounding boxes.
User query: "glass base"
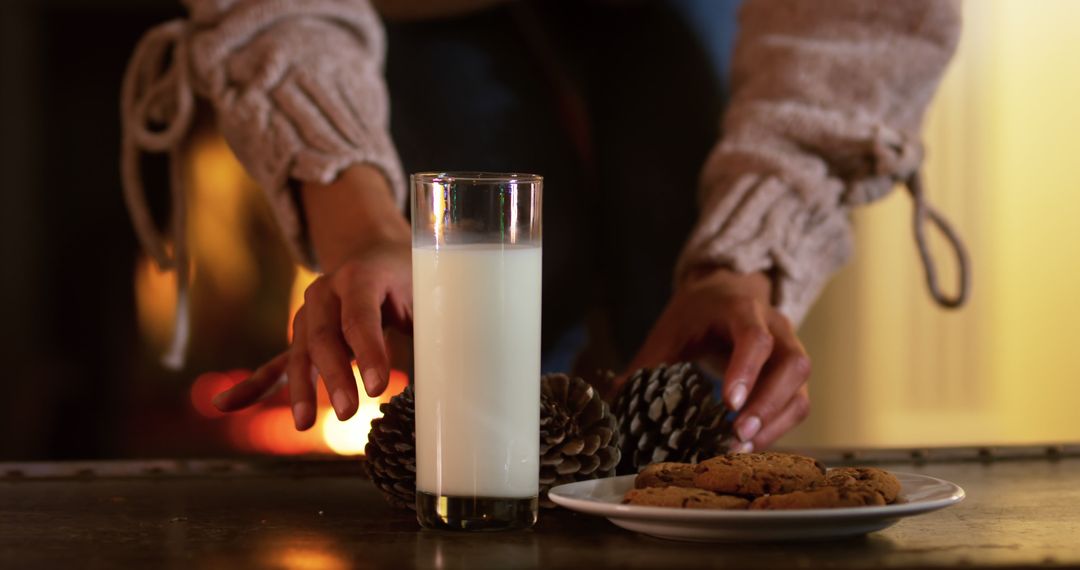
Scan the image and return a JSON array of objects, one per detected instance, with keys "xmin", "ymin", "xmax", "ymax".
[{"xmin": 416, "ymin": 491, "xmax": 537, "ymax": 531}]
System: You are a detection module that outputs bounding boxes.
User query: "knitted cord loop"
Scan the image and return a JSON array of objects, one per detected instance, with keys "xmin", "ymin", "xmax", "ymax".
[
  {"xmin": 906, "ymin": 172, "xmax": 971, "ymax": 309},
  {"xmin": 120, "ymin": 18, "xmax": 194, "ymax": 370}
]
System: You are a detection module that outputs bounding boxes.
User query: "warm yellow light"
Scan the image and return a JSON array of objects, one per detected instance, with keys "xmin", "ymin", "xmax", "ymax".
[
  {"xmin": 320, "ymin": 364, "xmax": 381, "ymax": 455},
  {"xmin": 271, "ymin": 549, "xmax": 349, "ymax": 570},
  {"xmin": 287, "ymin": 266, "xmax": 319, "ymax": 341},
  {"xmin": 786, "ymin": 0, "xmax": 1080, "ymax": 448},
  {"xmin": 133, "ymin": 251, "xmax": 178, "ymax": 347},
  {"xmin": 187, "ymin": 132, "xmax": 258, "ymax": 301},
  {"xmin": 318, "ymin": 366, "xmax": 410, "ymax": 455},
  {"xmin": 245, "ymin": 407, "xmax": 328, "ymax": 455},
  {"xmin": 321, "ymin": 404, "xmax": 382, "ymax": 456}
]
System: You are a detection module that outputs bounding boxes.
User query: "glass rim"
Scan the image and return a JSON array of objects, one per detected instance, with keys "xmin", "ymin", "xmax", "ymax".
[{"xmin": 412, "ymin": 171, "xmax": 542, "ymax": 184}]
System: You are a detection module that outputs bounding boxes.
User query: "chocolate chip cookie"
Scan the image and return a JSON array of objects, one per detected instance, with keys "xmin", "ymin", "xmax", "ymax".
[
  {"xmin": 748, "ymin": 486, "xmax": 886, "ymax": 510},
  {"xmin": 634, "ymin": 462, "xmax": 698, "ymax": 489},
  {"xmin": 824, "ymin": 467, "xmax": 902, "ymax": 503},
  {"xmin": 623, "ymin": 486, "xmax": 750, "ymax": 510},
  {"xmin": 693, "ymin": 452, "xmax": 826, "ymax": 496}
]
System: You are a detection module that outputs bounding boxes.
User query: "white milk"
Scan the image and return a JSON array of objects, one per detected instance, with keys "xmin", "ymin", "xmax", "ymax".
[{"xmin": 412, "ymin": 244, "xmax": 542, "ymax": 498}]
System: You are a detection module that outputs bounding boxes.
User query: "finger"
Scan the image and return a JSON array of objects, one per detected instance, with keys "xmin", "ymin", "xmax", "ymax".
[
  {"xmin": 212, "ymin": 352, "xmax": 289, "ymax": 412},
  {"xmin": 733, "ymin": 328, "xmax": 811, "ymax": 444},
  {"xmin": 304, "ymin": 279, "xmax": 360, "ymax": 420},
  {"xmin": 722, "ymin": 300, "xmax": 774, "ymax": 413},
  {"xmin": 750, "ymin": 385, "xmax": 811, "ymax": 450},
  {"xmin": 334, "ymin": 266, "xmax": 390, "ymax": 397},
  {"xmin": 288, "ymin": 307, "xmax": 317, "ymax": 430}
]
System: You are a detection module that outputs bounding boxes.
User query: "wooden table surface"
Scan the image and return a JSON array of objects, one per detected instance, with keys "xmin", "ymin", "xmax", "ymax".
[{"xmin": 1, "ymin": 446, "xmax": 1078, "ymax": 569}]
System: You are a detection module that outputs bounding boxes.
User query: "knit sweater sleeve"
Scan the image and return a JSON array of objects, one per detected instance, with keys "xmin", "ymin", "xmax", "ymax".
[
  {"xmin": 675, "ymin": 0, "xmax": 961, "ymax": 325},
  {"xmin": 183, "ymin": 0, "xmax": 405, "ymax": 267}
]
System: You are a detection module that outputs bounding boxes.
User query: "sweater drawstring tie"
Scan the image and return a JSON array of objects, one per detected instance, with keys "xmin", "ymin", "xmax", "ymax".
[
  {"xmin": 906, "ymin": 172, "xmax": 970, "ymax": 309},
  {"xmin": 120, "ymin": 18, "xmax": 194, "ymax": 370}
]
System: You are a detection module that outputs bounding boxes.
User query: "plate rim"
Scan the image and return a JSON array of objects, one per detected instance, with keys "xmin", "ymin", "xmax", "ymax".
[{"xmin": 548, "ymin": 471, "xmax": 965, "ymax": 522}]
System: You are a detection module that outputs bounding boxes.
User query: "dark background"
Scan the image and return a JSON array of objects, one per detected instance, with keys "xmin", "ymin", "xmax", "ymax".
[
  {"xmin": 1, "ymin": 0, "xmax": 172, "ymax": 459},
  {"xmin": 0, "ymin": 0, "xmax": 299, "ymax": 460}
]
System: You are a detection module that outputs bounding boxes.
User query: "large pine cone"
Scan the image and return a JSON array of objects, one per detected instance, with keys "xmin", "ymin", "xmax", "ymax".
[
  {"xmin": 364, "ymin": 385, "xmax": 417, "ymax": 510},
  {"xmin": 539, "ymin": 374, "xmax": 621, "ymax": 507},
  {"xmin": 611, "ymin": 363, "xmax": 734, "ymax": 475}
]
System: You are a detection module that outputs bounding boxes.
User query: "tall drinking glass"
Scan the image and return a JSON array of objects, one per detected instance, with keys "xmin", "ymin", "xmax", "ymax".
[{"xmin": 411, "ymin": 172, "xmax": 542, "ymax": 531}]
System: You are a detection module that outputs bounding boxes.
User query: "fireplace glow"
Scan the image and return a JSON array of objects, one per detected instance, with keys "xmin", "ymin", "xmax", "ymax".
[
  {"xmin": 194, "ymin": 364, "xmax": 407, "ymax": 455},
  {"xmin": 321, "ymin": 406, "xmax": 377, "ymax": 456},
  {"xmin": 188, "ymin": 132, "xmax": 258, "ymax": 302},
  {"xmin": 133, "ymin": 248, "xmax": 179, "ymax": 349},
  {"xmin": 246, "ymin": 407, "xmax": 326, "ymax": 455},
  {"xmin": 190, "ymin": 370, "xmax": 239, "ymax": 419},
  {"xmin": 322, "ymin": 366, "xmax": 409, "ymax": 456},
  {"xmin": 138, "ymin": 131, "xmax": 411, "ymax": 456},
  {"xmin": 288, "ymin": 266, "xmax": 319, "ymax": 341}
]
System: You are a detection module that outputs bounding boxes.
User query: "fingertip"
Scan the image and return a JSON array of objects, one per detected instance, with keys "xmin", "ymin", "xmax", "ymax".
[
  {"xmin": 361, "ymin": 367, "xmax": 386, "ymax": 398},
  {"xmin": 212, "ymin": 389, "xmax": 232, "ymax": 412},
  {"xmin": 292, "ymin": 401, "xmax": 315, "ymax": 431},
  {"xmin": 331, "ymin": 388, "xmax": 358, "ymax": 421},
  {"xmin": 727, "ymin": 381, "xmax": 748, "ymax": 411},
  {"xmin": 735, "ymin": 414, "xmax": 762, "ymax": 443},
  {"xmin": 731, "ymin": 441, "xmax": 754, "ymax": 454}
]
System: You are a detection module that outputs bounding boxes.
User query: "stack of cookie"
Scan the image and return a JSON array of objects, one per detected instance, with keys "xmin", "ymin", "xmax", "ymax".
[{"xmin": 622, "ymin": 452, "xmax": 901, "ymax": 510}]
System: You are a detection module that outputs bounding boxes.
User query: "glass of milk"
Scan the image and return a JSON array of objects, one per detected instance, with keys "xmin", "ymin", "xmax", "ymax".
[{"xmin": 411, "ymin": 172, "xmax": 542, "ymax": 531}]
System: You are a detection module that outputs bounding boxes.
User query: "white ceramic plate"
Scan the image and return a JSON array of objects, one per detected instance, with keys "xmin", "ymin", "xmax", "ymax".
[{"xmin": 548, "ymin": 471, "xmax": 965, "ymax": 542}]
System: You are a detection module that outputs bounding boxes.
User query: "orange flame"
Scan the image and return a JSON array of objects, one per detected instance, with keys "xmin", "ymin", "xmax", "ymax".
[{"xmin": 133, "ymin": 249, "xmax": 179, "ymax": 349}]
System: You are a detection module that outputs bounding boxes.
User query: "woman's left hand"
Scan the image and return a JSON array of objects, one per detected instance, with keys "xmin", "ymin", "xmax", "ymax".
[{"xmin": 619, "ymin": 269, "xmax": 812, "ymax": 452}]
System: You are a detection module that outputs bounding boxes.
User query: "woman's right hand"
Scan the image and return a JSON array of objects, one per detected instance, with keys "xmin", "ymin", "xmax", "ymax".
[{"xmin": 212, "ymin": 165, "xmax": 413, "ymax": 430}]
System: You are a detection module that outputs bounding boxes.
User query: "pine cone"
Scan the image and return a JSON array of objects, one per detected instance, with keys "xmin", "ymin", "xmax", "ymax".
[
  {"xmin": 366, "ymin": 376, "xmax": 621, "ymax": 510},
  {"xmin": 611, "ymin": 363, "xmax": 734, "ymax": 475},
  {"xmin": 539, "ymin": 373, "xmax": 621, "ymax": 507},
  {"xmin": 364, "ymin": 385, "xmax": 417, "ymax": 510}
]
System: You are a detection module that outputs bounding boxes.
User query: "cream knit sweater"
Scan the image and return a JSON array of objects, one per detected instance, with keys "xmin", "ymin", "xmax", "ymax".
[{"xmin": 121, "ymin": 0, "xmax": 969, "ymax": 366}]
